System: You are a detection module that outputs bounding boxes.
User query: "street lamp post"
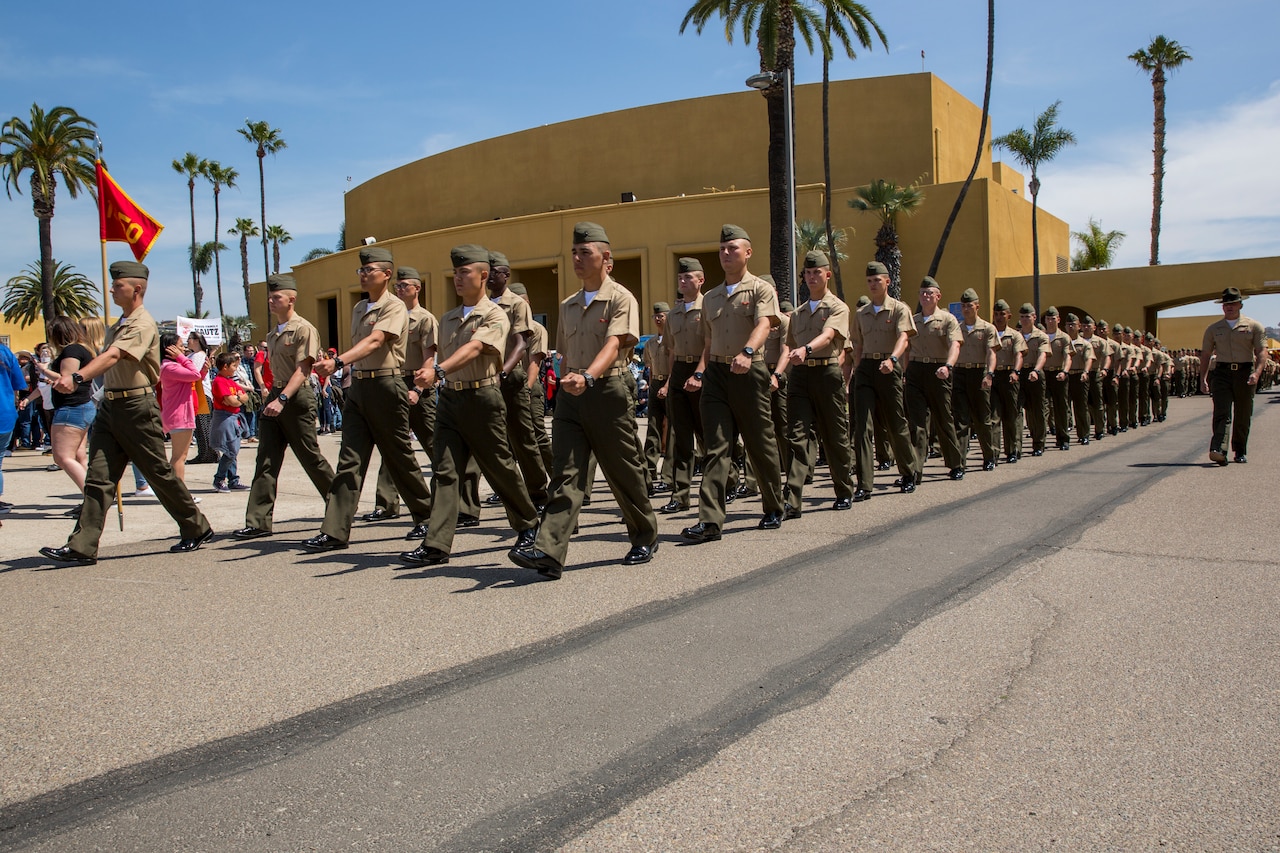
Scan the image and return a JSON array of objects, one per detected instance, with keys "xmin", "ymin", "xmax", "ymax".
[{"xmin": 746, "ymin": 67, "xmax": 798, "ymax": 306}]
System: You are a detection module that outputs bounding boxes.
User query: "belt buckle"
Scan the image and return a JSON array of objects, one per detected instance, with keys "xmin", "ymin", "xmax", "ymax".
[{"xmin": 1229, "ymin": 363, "xmax": 1240, "ymax": 371}]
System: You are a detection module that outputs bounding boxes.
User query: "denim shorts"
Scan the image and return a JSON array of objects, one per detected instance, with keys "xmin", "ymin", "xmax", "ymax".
[{"xmin": 51, "ymin": 401, "xmax": 98, "ymax": 431}]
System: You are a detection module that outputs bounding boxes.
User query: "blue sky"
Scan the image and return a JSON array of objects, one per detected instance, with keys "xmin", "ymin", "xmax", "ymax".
[{"xmin": 3, "ymin": 0, "xmax": 1278, "ymax": 328}]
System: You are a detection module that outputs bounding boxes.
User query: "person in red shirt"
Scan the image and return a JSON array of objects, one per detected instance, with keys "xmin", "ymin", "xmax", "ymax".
[{"xmin": 211, "ymin": 351, "xmax": 250, "ymax": 492}]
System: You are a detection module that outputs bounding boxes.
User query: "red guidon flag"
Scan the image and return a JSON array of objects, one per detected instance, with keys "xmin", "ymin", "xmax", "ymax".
[{"xmin": 96, "ymin": 161, "xmax": 164, "ymax": 261}]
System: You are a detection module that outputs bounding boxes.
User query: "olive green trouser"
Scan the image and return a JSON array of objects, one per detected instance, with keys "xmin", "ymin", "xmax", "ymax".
[
  {"xmin": 785, "ymin": 364, "xmax": 854, "ymax": 507},
  {"xmin": 991, "ymin": 370, "xmax": 1023, "ymax": 458},
  {"xmin": 527, "ymin": 378, "xmax": 553, "ymax": 470},
  {"xmin": 502, "ymin": 367, "xmax": 549, "ymax": 506},
  {"xmin": 320, "ymin": 375, "xmax": 431, "ymax": 542},
  {"xmin": 244, "ymin": 385, "xmax": 334, "ymax": 531},
  {"xmin": 1019, "ymin": 368, "xmax": 1047, "ymax": 451},
  {"xmin": 535, "ymin": 375, "xmax": 657, "ymax": 566},
  {"xmin": 904, "ymin": 362, "xmax": 965, "ymax": 475},
  {"xmin": 1137, "ymin": 372, "xmax": 1151, "ymax": 423},
  {"xmin": 697, "ymin": 361, "xmax": 784, "ymax": 526},
  {"xmin": 953, "ymin": 367, "xmax": 997, "ymax": 463},
  {"xmin": 665, "ymin": 361, "xmax": 703, "ymax": 507},
  {"xmin": 1047, "ymin": 372, "xmax": 1071, "ymax": 445},
  {"xmin": 1210, "ymin": 366, "xmax": 1255, "ymax": 456},
  {"xmin": 852, "ymin": 359, "xmax": 917, "ymax": 491},
  {"xmin": 69, "ymin": 393, "xmax": 209, "ymax": 557},
  {"xmin": 426, "ymin": 384, "xmax": 538, "ymax": 554},
  {"xmin": 1086, "ymin": 372, "xmax": 1105, "ymax": 436},
  {"xmin": 1068, "ymin": 372, "xmax": 1091, "ymax": 440},
  {"xmin": 642, "ymin": 384, "xmax": 669, "ymax": 484},
  {"xmin": 1104, "ymin": 376, "xmax": 1120, "ymax": 433},
  {"xmin": 373, "ymin": 377, "xmax": 436, "ymax": 515}
]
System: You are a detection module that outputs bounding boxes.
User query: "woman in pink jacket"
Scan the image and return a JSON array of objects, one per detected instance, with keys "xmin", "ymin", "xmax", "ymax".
[{"xmin": 159, "ymin": 332, "xmax": 202, "ymax": 489}]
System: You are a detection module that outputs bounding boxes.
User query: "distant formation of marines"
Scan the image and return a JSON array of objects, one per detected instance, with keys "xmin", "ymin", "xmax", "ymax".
[{"xmin": 40, "ymin": 229, "xmax": 1276, "ymax": 575}]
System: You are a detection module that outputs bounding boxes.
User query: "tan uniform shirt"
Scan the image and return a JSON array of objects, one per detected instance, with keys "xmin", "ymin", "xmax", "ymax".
[
  {"xmin": 643, "ymin": 331, "xmax": 671, "ymax": 379},
  {"xmin": 1067, "ymin": 335, "xmax": 1094, "ymax": 371},
  {"xmin": 910, "ymin": 310, "xmax": 963, "ymax": 361},
  {"xmin": 1085, "ymin": 334, "xmax": 1109, "ymax": 371},
  {"xmin": 850, "ymin": 296, "xmax": 916, "ymax": 356},
  {"xmin": 667, "ymin": 296, "xmax": 706, "ymax": 363},
  {"xmin": 1043, "ymin": 332, "xmax": 1072, "ymax": 371},
  {"xmin": 438, "ymin": 295, "xmax": 508, "ymax": 383},
  {"xmin": 104, "ymin": 305, "xmax": 161, "ymax": 389},
  {"xmin": 787, "ymin": 292, "xmax": 848, "ymax": 358},
  {"xmin": 266, "ymin": 314, "xmax": 322, "ymax": 386},
  {"xmin": 994, "ymin": 326, "xmax": 1027, "ymax": 368},
  {"xmin": 404, "ymin": 305, "xmax": 439, "ymax": 373},
  {"xmin": 1202, "ymin": 316, "xmax": 1265, "ymax": 364},
  {"xmin": 492, "ymin": 289, "xmax": 533, "ymax": 358},
  {"xmin": 764, "ymin": 312, "xmax": 791, "ymax": 367},
  {"xmin": 526, "ymin": 320, "xmax": 550, "ymax": 363},
  {"xmin": 556, "ymin": 276, "xmax": 640, "ymax": 372},
  {"xmin": 957, "ymin": 318, "xmax": 999, "ymax": 366},
  {"xmin": 351, "ymin": 290, "xmax": 408, "ymax": 371},
  {"xmin": 702, "ymin": 273, "xmax": 779, "ymax": 360},
  {"xmin": 1022, "ymin": 328, "xmax": 1051, "ymax": 370}
]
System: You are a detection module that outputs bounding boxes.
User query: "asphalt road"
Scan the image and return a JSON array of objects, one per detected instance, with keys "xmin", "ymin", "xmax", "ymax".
[{"xmin": 1, "ymin": 394, "xmax": 1276, "ymax": 851}]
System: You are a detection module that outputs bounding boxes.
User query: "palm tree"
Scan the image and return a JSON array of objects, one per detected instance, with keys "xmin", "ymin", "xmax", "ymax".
[
  {"xmin": 222, "ymin": 314, "xmax": 256, "ymax": 349},
  {"xmin": 301, "ymin": 247, "xmax": 333, "ymax": 262},
  {"xmin": 795, "ymin": 218, "xmax": 850, "ymax": 301},
  {"xmin": 227, "ymin": 217, "xmax": 259, "ymax": 313},
  {"xmin": 202, "ymin": 161, "xmax": 238, "ymax": 326},
  {"xmin": 0, "ymin": 104, "xmax": 97, "ymax": 331},
  {"xmin": 1130, "ymin": 36, "xmax": 1192, "ymax": 266},
  {"xmin": 1071, "ymin": 218, "xmax": 1125, "ymax": 271},
  {"xmin": 2, "ymin": 259, "xmax": 100, "ymax": 326},
  {"xmin": 237, "ymin": 120, "xmax": 286, "ymax": 293},
  {"xmin": 992, "ymin": 101, "xmax": 1076, "ymax": 312},
  {"xmin": 264, "ymin": 225, "xmax": 291, "ymax": 274},
  {"xmin": 848, "ymin": 177, "xmax": 926, "ymax": 299},
  {"xmin": 188, "ymin": 240, "xmax": 226, "ymax": 316},
  {"xmin": 680, "ymin": 0, "xmax": 887, "ymax": 297},
  {"xmin": 928, "ymin": 0, "xmax": 994, "ymax": 278},
  {"xmin": 172, "ymin": 152, "xmax": 208, "ymax": 314}
]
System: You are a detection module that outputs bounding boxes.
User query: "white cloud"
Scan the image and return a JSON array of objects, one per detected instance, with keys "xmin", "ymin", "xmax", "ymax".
[{"xmin": 1035, "ymin": 80, "xmax": 1280, "ymax": 269}]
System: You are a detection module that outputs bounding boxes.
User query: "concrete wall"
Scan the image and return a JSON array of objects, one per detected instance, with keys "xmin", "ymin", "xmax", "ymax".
[{"xmin": 996, "ymin": 256, "xmax": 1280, "ymax": 339}]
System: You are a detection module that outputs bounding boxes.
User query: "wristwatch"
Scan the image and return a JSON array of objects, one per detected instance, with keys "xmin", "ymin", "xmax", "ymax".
[
  {"xmin": 581, "ymin": 371, "xmax": 595, "ymax": 388},
  {"xmin": 332, "ymin": 356, "xmax": 344, "ymax": 371},
  {"xmin": 71, "ymin": 372, "xmax": 84, "ymax": 385},
  {"xmin": 693, "ymin": 371, "xmax": 704, "ymax": 381},
  {"xmin": 889, "ymin": 355, "xmax": 899, "ymax": 364},
  {"xmin": 741, "ymin": 346, "xmax": 755, "ymax": 357},
  {"xmin": 277, "ymin": 392, "xmax": 289, "ymax": 405},
  {"xmin": 434, "ymin": 364, "xmax": 447, "ymax": 382},
  {"xmin": 804, "ymin": 345, "xmax": 813, "ymax": 359}
]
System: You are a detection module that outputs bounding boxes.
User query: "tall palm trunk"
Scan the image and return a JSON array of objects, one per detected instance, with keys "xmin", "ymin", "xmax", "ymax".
[
  {"xmin": 32, "ymin": 175, "xmax": 56, "ymax": 329},
  {"xmin": 928, "ymin": 0, "xmax": 994, "ymax": 278},
  {"xmin": 763, "ymin": 9, "xmax": 796, "ymax": 301},
  {"xmin": 239, "ymin": 233, "xmax": 251, "ymax": 314},
  {"xmin": 822, "ymin": 30, "xmax": 841, "ymax": 299},
  {"xmin": 272, "ymin": 239, "xmax": 281, "ymax": 274},
  {"xmin": 187, "ymin": 177, "xmax": 202, "ymax": 316},
  {"xmin": 1149, "ymin": 65, "xmax": 1167, "ymax": 265},
  {"xmin": 212, "ymin": 186, "xmax": 226, "ymax": 324},
  {"xmin": 1029, "ymin": 175, "xmax": 1041, "ymax": 311},
  {"xmin": 256, "ymin": 149, "xmax": 269, "ymax": 304}
]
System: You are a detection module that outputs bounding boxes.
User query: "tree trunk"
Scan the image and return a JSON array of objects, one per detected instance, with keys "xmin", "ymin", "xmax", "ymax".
[
  {"xmin": 240, "ymin": 234, "xmax": 251, "ymax": 314},
  {"xmin": 257, "ymin": 149, "xmax": 270, "ymax": 312},
  {"xmin": 272, "ymin": 240, "xmax": 281, "ymax": 274},
  {"xmin": 928, "ymin": 0, "xmax": 994, "ymax": 278},
  {"xmin": 876, "ymin": 223, "xmax": 902, "ymax": 300},
  {"xmin": 32, "ymin": 174, "xmax": 56, "ymax": 331},
  {"xmin": 761, "ymin": 11, "xmax": 796, "ymax": 303},
  {"xmin": 1030, "ymin": 181, "xmax": 1041, "ymax": 312},
  {"xmin": 822, "ymin": 49, "xmax": 841, "ymax": 300},
  {"xmin": 1149, "ymin": 65, "xmax": 1166, "ymax": 266},
  {"xmin": 213, "ymin": 187, "xmax": 226, "ymax": 329},
  {"xmin": 188, "ymin": 178, "xmax": 202, "ymax": 316}
]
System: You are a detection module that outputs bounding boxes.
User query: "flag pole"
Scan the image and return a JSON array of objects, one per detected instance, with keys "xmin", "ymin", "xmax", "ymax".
[{"xmin": 96, "ymin": 137, "xmax": 124, "ymax": 529}]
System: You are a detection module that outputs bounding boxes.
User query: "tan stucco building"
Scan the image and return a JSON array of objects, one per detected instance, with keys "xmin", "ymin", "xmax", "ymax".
[{"xmin": 263, "ymin": 72, "xmax": 1070, "ymax": 349}]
